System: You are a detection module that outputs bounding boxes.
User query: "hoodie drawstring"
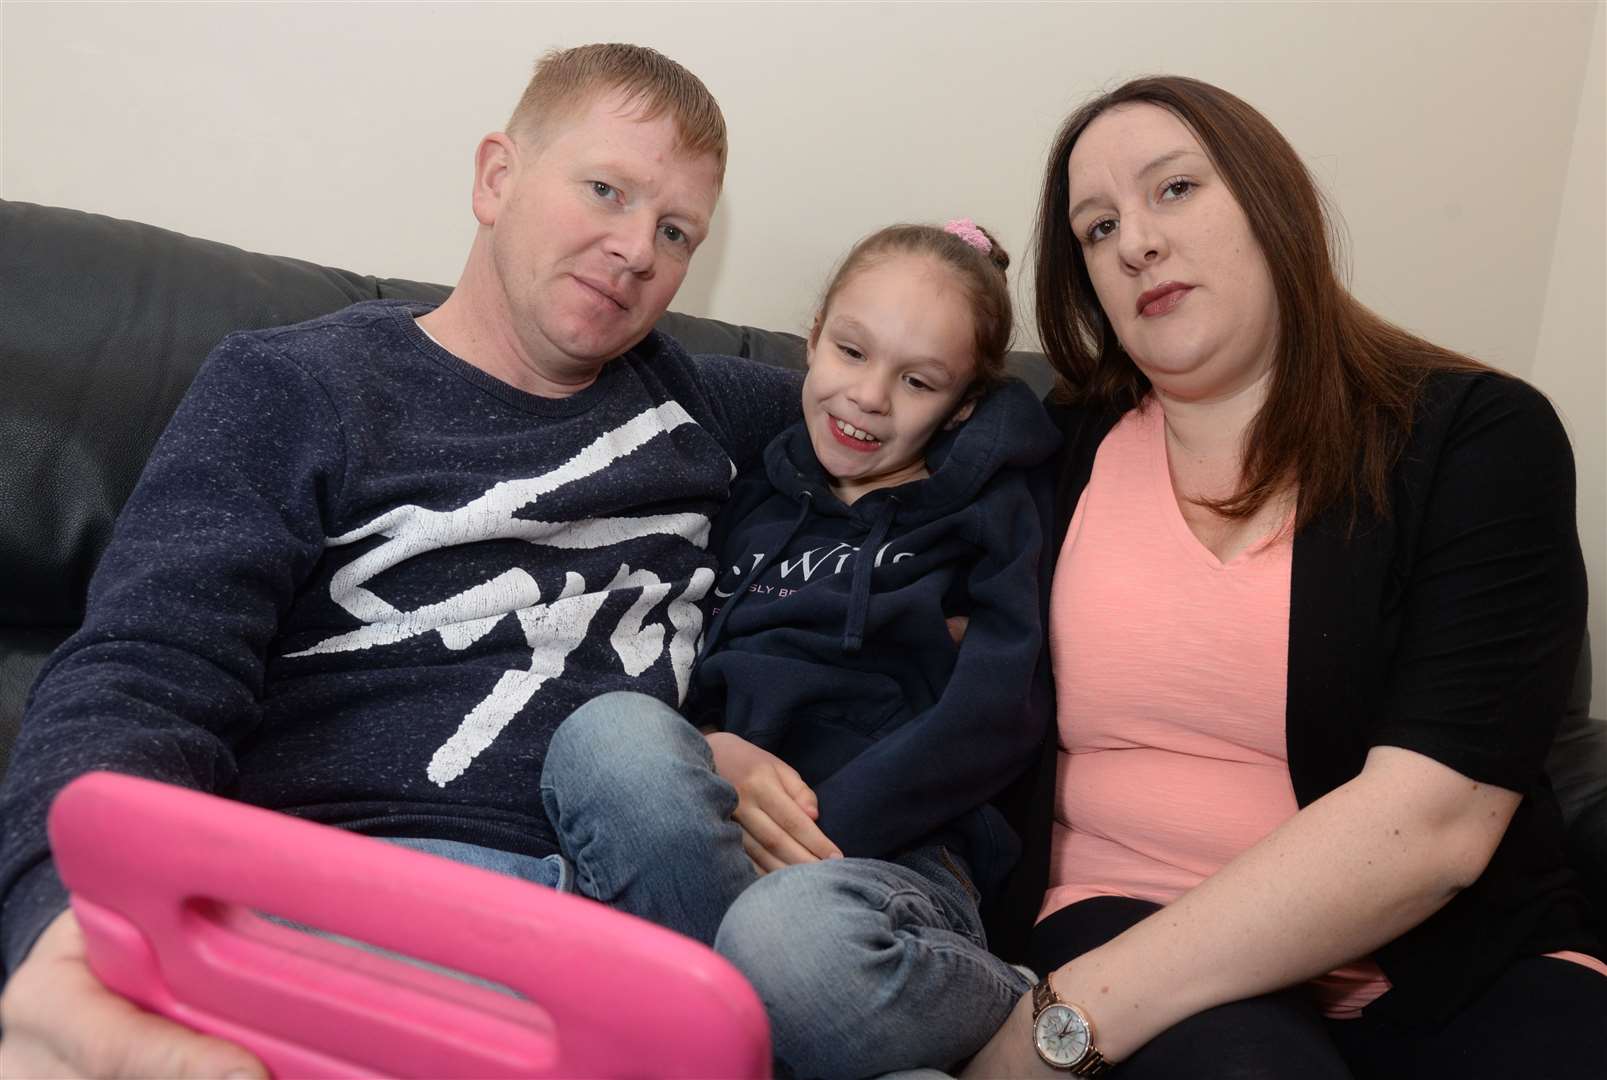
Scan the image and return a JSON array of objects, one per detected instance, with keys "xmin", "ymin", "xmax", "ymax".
[
  {"xmin": 842, "ymin": 496, "xmax": 898, "ymax": 655},
  {"xmin": 695, "ymin": 491, "xmax": 815, "ymax": 669}
]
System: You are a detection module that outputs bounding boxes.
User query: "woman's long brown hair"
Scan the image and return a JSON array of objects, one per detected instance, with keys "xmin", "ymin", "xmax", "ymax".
[{"xmin": 1035, "ymin": 76, "xmax": 1486, "ymax": 530}]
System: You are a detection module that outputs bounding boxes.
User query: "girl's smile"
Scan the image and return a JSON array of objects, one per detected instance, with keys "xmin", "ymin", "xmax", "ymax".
[{"xmin": 827, "ymin": 416, "xmax": 882, "ymax": 451}]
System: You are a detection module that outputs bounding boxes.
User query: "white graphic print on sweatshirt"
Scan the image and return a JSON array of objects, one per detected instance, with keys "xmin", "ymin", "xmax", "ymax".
[{"xmin": 286, "ymin": 402, "xmax": 721, "ymax": 785}]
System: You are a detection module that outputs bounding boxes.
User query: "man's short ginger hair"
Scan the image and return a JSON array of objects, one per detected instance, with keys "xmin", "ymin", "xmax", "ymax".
[{"xmin": 506, "ymin": 43, "xmax": 728, "ymax": 185}]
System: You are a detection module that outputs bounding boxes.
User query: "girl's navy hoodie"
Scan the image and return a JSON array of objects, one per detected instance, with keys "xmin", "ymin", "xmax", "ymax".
[{"xmin": 692, "ymin": 380, "xmax": 1060, "ymax": 900}]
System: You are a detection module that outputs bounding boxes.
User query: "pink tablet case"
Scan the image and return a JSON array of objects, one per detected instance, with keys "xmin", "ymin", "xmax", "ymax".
[{"xmin": 48, "ymin": 771, "xmax": 771, "ymax": 1078}]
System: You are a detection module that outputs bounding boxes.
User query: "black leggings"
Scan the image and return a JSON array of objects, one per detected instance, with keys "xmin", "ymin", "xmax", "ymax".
[{"xmin": 1029, "ymin": 897, "xmax": 1607, "ymax": 1080}]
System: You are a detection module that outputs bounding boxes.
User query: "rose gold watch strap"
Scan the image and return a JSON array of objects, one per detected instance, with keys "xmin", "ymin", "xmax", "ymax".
[
  {"xmin": 1032, "ymin": 978, "xmax": 1057, "ymax": 1016},
  {"xmin": 1074, "ymin": 1048, "xmax": 1111, "ymax": 1076}
]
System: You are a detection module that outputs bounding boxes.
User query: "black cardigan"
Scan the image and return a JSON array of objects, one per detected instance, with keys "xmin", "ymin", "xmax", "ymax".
[{"xmin": 988, "ymin": 370, "xmax": 1598, "ymax": 1027}]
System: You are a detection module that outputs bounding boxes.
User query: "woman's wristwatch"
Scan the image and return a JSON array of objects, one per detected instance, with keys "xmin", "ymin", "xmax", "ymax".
[{"xmin": 1030, "ymin": 977, "xmax": 1112, "ymax": 1074}]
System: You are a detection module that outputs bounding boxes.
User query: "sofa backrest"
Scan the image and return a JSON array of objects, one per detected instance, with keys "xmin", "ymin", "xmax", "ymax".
[{"xmin": 0, "ymin": 201, "xmax": 424, "ymax": 765}]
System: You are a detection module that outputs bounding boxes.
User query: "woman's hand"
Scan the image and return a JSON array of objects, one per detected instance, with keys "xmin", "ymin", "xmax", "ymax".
[{"xmin": 705, "ymin": 731, "xmax": 844, "ymax": 872}]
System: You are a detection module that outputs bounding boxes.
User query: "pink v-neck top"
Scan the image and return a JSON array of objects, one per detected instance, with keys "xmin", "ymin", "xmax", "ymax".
[{"xmin": 1043, "ymin": 398, "xmax": 1390, "ymax": 1015}]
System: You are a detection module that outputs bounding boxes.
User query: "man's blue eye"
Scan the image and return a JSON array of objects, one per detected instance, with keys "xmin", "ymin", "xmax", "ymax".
[
  {"xmin": 591, "ymin": 181, "xmax": 615, "ymax": 199},
  {"xmin": 661, "ymin": 224, "xmax": 685, "ymax": 244}
]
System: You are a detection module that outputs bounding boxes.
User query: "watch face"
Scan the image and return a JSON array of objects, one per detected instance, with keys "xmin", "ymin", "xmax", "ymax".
[{"xmin": 1033, "ymin": 1003, "xmax": 1090, "ymax": 1067}]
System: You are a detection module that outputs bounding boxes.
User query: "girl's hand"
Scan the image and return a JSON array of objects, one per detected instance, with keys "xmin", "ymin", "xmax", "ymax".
[{"xmin": 705, "ymin": 731, "xmax": 844, "ymax": 871}]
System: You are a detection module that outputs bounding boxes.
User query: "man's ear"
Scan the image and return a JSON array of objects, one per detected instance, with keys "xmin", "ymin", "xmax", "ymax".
[
  {"xmin": 944, "ymin": 398, "xmax": 976, "ymax": 429},
  {"xmin": 471, "ymin": 132, "xmax": 519, "ymax": 227}
]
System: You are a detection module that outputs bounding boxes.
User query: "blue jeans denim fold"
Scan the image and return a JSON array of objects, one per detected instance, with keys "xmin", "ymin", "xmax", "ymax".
[
  {"xmin": 385, "ymin": 835, "xmax": 573, "ymax": 891},
  {"xmin": 716, "ymin": 848, "xmax": 1032, "ymax": 1078},
  {"xmin": 538, "ymin": 690, "xmax": 757, "ymax": 945}
]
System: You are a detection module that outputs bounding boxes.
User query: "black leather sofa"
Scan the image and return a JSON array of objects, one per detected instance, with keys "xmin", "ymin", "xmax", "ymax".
[{"xmin": 2, "ymin": 197, "xmax": 1603, "ymax": 923}]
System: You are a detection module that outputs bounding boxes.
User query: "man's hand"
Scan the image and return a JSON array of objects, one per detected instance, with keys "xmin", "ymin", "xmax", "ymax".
[
  {"xmin": 0, "ymin": 908, "xmax": 267, "ymax": 1079},
  {"xmin": 705, "ymin": 732, "xmax": 844, "ymax": 872}
]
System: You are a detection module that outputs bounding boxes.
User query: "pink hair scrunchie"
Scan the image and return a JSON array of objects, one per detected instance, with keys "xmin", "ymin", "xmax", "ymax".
[{"xmin": 943, "ymin": 218, "xmax": 992, "ymax": 255}]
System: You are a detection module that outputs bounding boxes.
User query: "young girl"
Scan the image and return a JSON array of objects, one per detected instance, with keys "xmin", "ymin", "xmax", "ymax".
[{"xmin": 540, "ymin": 220, "xmax": 1059, "ymax": 1078}]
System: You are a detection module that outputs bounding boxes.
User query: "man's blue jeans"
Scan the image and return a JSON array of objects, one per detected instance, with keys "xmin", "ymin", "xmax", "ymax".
[{"xmin": 531, "ymin": 691, "xmax": 1033, "ymax": 1078}]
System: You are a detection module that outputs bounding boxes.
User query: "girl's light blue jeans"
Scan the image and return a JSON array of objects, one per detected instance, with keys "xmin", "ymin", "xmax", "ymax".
[{"xmin": 410, "ymin": 690, "xmax": 1032, "ymax": 1078}]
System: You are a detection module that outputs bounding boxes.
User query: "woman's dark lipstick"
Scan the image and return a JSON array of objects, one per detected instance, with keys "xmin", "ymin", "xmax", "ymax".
[{"xmin": 1136, "ymin": 282, "xmax": 1193, "ymax": 318}]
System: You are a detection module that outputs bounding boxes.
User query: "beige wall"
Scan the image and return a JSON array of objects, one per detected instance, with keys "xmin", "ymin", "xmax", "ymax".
[
  {"xmin": 0, "ymin": 3, "xmax": 6, "ymax": 188},
  {"xmin": 3, "ymin": 0, "xmax": 1603, "ymax": 707},
  {"xmin": 1532, "ymin": 2, "xmax": 1606, "ymax": 714}
]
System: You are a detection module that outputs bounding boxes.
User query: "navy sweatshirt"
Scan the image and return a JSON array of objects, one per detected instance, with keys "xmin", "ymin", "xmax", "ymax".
[
  {"xmin": 693, "ymin": 380, "xmax": 1061, "ymax": 899},
  {"xmin": 0, "ymin": 300, "xmax": 800, "ymax": 973}
]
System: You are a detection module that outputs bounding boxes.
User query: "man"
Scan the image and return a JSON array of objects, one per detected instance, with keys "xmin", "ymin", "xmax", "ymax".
[{"xmin": 0, "ymin": 43, "xmax": 797, "ymax": 1077}]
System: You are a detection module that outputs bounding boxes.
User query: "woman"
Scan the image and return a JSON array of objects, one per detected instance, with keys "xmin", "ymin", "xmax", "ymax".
[{"xmin": 966, "ymin": 77, "xmax": 1606, "ymax": 1078}]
